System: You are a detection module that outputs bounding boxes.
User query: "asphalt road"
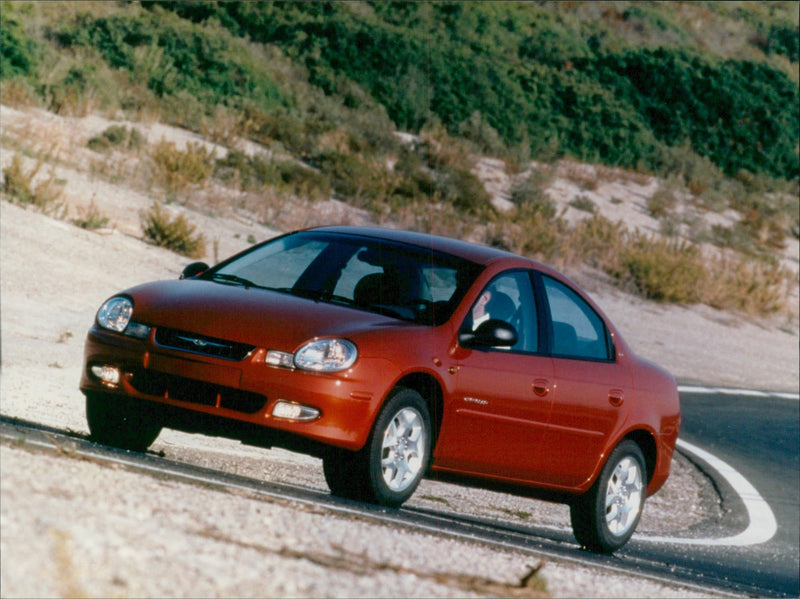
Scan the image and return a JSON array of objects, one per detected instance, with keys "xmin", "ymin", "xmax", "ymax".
[
  {"xmin": 1, "ymin": 387, "xmax": 798, "ymax": 596},
  {"xmin": 610, "ymin": 388, "xmax": 799, "ymax": 598},
  {"xmin": 664, "ymin": 389, "xmax": 800, "ymax": 597}
]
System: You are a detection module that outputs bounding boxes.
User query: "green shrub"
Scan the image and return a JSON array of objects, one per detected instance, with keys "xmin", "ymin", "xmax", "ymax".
[
  {"xmin": 433, "ymin": 166, "xmax": 492, "ymax": 215},
  {"xmin": 501, "ymin": 202, "xmax": 570, "ymax": 263},
  {"xmin": 646, "ymin": 185, "xmax": 678, "ymax": 218},
  {"xmin": 509, "ymin": 174, "xmax": 556, "ymax": 219},
  {"xmin": 140, "ymin": 202, "xmax": 205, "ymax": 257},
  {"xmin": 150, "ymin": 140, "xmax": 214, "ymax": 193},
  {"xmin": 759, "ymin": 23, "xmax": 800, "ymax": 62},
  {"xmin": 88, "ymin": 125, "xmax": 145, "ymax": 152},
  {"xmin": 571, "ymin": 215, "xmax": 627, "ymax": 268},
  {"xmin": 594, "ymin": 48, "xmax": 799, "ymax": 179},
  {"xmin": 215, "ymin": 151, "xmax": 331, "ymax": 199},
  {"xmin": 0, "ymin": 15, "xmax": 40, "ymax": 78},
  {"xmin": 570, "ymin": 195, "xmax": 596, "ymax": 214},
  {"xmin": 56, "ymin": 10, "xmax": 285, "ymax": 113},
  {"xmin": 309, "ymin": 149, "xmax": 403, "ymax": 207},
  {"xmin": 11, "ymin": 1, "xmax": 794, "ymax": 181},
  {"xmin": 457, "ymin": 111, "xmax": 507, "ymax": 157},
  {"xmin": 42, "ymin": 58, "xmax": 123, "ymax": 116}
]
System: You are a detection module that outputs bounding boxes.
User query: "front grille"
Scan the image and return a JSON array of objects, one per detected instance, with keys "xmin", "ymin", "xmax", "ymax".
[
  {"xmin": 130, "ymin": 369, "xmax": 266, "ymax": 414},
  {"xmin": 155, "ymin": 328, "xmax": 256, "ymax": 361}
]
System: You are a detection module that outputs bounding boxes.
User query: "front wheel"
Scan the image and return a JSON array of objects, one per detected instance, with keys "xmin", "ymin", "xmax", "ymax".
[
  {"xmin": 570, "ymin": 440, "xmax": 646, "ymax": 553},
  {"xmin": 86, "ymin": 392, "xmax": 162, "ymax": 452},
  {"xmin": 323, "ymin": 387, "xmax": 431, "ymax": 508}
]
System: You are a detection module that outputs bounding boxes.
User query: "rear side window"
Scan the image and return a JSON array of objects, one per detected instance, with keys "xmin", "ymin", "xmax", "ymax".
[{"xmin": 542, "ymin": 276, "xmax": 612, "ymax": 361}]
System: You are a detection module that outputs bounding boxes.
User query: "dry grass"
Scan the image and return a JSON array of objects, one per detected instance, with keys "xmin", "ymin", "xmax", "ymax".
[
  {"xmin": 140, "ymin": 202, "xmax": 206, "ymax": 258},
  {"xmin": 71, "ymin": 200, "xmax": 110, "ymax": 230},
  {"xmin": 149, "ymin": 140, "xmax": 215, "ymax": 197},
  {"xmin": 2, "ymin": 99, "xmax": 794, "ymax": 321},
  {"xmin": 702, "ymin": 253, "xmax": 794, "ymax": 315},
  {"xmin": 2, "ymin": 154, "xmax": 66, "ymax": 216}
]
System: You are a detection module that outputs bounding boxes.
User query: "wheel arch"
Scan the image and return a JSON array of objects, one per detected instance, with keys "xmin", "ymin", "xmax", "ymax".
[
  {"xmin": 393, "ymin": 372, "xmax": 444, "ymax": 450},
  {"xmin": 622, "ymin": 428, "xmax": 657, "ymax": 487}
]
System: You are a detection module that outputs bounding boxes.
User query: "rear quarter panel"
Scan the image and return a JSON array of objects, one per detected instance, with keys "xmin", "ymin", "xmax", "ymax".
[{"xmin": 627, "ymin": 356, "xmax": 681, "ymax": 494}]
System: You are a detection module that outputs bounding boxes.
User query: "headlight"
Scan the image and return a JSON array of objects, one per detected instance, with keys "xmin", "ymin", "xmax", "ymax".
[
  {"xmin": 294, "ymin": 338, "xmax": 357, "ymax": 372},
  {"xmin": 96, "ymin": 297, "xmax": 133, "ymax": 333}
]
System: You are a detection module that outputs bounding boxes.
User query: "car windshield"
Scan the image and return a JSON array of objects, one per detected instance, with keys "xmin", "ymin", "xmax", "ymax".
[{"xmin": 204, "ymin": 231, "xmax": 483, "ymax": 325}]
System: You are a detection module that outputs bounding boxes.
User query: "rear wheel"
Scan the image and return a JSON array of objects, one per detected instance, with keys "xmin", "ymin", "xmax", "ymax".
[
  {"xmin": 85, "ymin": 392, "xmax": 162, "ymax": 452},
  {"xmin": 570, "ymin": 440, "xmax": 646, "ymax": 553},
  {"xmin": 323, "ymin": 387, "xmax": 431, "ymax": 507}
]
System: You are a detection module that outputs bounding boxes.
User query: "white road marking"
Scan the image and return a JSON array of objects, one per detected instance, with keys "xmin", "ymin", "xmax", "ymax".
[
  {"xmin": 638, "ymin": 438, "xmax": 778, "ymax": 546},
  {"xmin": 678, "ymin": 385, "xmax": 799, "ymax": 401}
]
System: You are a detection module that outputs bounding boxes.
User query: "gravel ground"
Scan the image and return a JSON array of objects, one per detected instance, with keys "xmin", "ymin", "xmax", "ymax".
[{"xmin": 1, "ymin": 441, "xmax": 723, "ymax": 599}]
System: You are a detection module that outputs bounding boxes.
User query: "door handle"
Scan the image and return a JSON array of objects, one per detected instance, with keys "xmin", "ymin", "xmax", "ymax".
[
  {"xmin": 608, "ymin": 389, "xmax": 624, "ymax": 407},
  {"xmin": 532, "ymin": 378, "xmax": 551, "ymax": 397}
]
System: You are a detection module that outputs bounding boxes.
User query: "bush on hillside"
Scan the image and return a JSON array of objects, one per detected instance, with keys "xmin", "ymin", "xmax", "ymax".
[
  {"xmin": 0, "ymin": 16, "xmax": 40, "ymax": 78},
  {"xmin": 2, "ymin": 154, "xmax": 65, "ymax": 215},
  {"xmin": 55, "ymin": 10, "xmax": 285, "ymax": 115},
  {"xmin": 149, "ymin": 140, "xmax": 214, "ymax": 194},
  {"xmin": 156, "ymin": 1, "xmax": 798, "ymax": 180},
  {"xmin": 88, "ymin": 125, "xmax": 145, "ymax": 152},
  {"xmin": 140, "ymin": 202, "xmax": 205, "ymax": 257}
]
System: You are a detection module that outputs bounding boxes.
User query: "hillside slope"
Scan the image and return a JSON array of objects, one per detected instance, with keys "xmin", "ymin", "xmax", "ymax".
[{"xmin": 1, "ymin": 103, "xmax": 797, "ymax": 391}]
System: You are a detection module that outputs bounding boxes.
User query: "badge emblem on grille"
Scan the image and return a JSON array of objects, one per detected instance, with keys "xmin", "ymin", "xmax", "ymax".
[{"xmin": 176, "ymin": 335, "xmax": 227, "ymax": 349}]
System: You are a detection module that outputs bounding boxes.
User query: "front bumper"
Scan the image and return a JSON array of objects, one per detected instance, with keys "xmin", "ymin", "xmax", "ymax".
[{"xmin": 80, "ymin": 326, "xmax": 395, "ymax": 451}]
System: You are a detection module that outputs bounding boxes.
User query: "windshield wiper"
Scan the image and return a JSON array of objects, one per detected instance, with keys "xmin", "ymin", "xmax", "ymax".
[
  {"xmin": 209, "ymin": 273, "xmax": 261, "ymax": 288},
  {"xmin": 272, "ymin": 287, "xmax": 355, "ymax": 306}
]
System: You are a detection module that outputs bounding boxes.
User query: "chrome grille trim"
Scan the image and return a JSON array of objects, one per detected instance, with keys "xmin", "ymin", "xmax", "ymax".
[{"xmin": 154, "ymin": 328, "xmax": 256, "ymax": 361}]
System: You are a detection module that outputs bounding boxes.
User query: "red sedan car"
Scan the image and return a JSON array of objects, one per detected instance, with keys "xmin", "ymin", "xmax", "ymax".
[{"xmin": 81, "ymin": 226, "xmax": 680, "ymax": 552}]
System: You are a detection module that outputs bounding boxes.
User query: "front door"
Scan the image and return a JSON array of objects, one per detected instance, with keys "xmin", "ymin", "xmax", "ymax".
[{"xmin": 434, "ymin": 271, "xmax": 555, "ymax": 481}]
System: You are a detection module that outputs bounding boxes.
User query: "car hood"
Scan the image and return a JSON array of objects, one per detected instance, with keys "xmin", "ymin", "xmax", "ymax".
[{"xmin": 121, "ymin": 279, "xmax": 408, "ymax": 351}]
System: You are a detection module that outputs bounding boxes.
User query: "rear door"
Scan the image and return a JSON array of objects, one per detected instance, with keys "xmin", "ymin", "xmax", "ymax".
[{"xmin": 536, "ymin": 275, "xmax": 633, "ymax": 488}]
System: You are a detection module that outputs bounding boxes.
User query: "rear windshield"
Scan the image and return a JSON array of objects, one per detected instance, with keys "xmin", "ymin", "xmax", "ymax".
[{"xmin": 204, "ymin": 231, "xmax": 483, "ymax": 326}]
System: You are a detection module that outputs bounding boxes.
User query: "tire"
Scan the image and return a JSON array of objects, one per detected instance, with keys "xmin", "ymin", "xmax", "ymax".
[
  {"xmin": 570, "ymin": 440, "xmax": 646, "ymax": 553},
  {"xmin": 85, "ymin": 392, "xmax": 162, "ymax": 452},
  {"xmin": 322, "ymin": 448, "xmax": 370, "ymax": 502},
  {"xmin": 323, "ymin": 387, "xmax": 431, "ymax": 508}
]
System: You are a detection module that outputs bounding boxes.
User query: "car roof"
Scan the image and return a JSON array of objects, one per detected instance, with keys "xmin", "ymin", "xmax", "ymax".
[{"xmin": 306, "ymin": 225, "xmax": 527, "ymax": 266}]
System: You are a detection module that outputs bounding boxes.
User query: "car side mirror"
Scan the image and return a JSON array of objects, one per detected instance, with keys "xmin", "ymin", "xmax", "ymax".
[
  {"xmin": 458, "ymin": 319, "xmax": 518, "ymax": 349},
  {"xmin": 180, "ymin": 261, "xmax": 209, "ymax": 280}
]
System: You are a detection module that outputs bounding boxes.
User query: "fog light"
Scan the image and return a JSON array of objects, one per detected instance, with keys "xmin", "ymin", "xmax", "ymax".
[
  {"xmin": 271, "ymin": 400, "xmax": 320, "ymax": 421},
  {"xmin": 91, "ymin": 364, "xmax": 121, "ymax": 386}
]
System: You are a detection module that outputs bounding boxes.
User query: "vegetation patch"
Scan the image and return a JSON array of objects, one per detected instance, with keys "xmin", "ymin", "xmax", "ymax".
[
  {"xmin": 71, "ymin": 201, "xmax": 110, "ymax": 230},
  {"xmin": 88, "ymin": 125, "xmax": 145, "ymax": 153},
  {"xmin": 140, "ymin": 202, "xmax": 206, "ymax": 258},
  {"xmin": 0, "ymin": 1, "xmax": 796, "ymax": 319},
  {"xmin": 2, "ymin": 154, "xmax": 65, "ymax": 216},
  {"xmin": 149, "ymin": 140, "xmax": 214, "ymax": 195}
]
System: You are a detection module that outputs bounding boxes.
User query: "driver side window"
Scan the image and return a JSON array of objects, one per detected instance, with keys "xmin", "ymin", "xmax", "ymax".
[{"xmin": 463, "ymin": 271, "xmax": 539, "ymax": 353}]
